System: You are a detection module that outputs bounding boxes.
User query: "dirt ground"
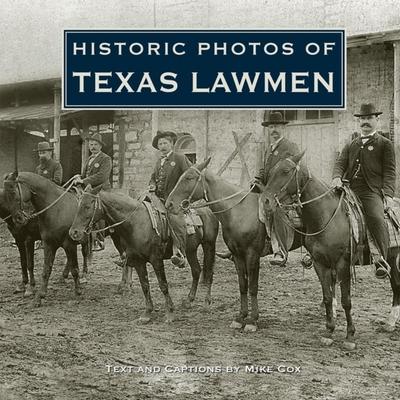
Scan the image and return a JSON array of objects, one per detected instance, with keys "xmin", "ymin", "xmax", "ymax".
[{"xmin": 0, "ymin": 224, "xmax": 399, "ymax": 400}]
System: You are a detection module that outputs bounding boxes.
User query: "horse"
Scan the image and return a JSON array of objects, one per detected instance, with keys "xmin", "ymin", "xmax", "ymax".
[
  {"xmin": 3, "ymin": 172, "xmax": 95, "ymax": 307},
  {"xmin": 0, "ymin": 188, "xmax": 40, "ymax": 297},
  {"xmin": 165, "ymin": 157, "xmax": 303, "ymax": 332},
  {"xmin": 68, "ymin": 185, "xmax": 219, "ymax": 323},
  {"xmin": 261, "ymin": 151, "xmax": 400, "ymax": 350}
]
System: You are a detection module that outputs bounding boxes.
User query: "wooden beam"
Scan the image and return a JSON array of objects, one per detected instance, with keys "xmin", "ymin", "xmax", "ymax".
[
  {"xmin": 393, "ymin": 41, "xmax": 400, "ymax": 195},
  {"xmin": 53, "ymin": 83, "xmax": 61, "ymax": 161},
  {"xmin": 232, "ymin": 131, "xmax": 250, "ymax": 185},
  {"xmin": 217, "ymin": 132, "xmax": 252, "ymax": 176},
  {"xmin": 81, "ymin": 116, "xmax": 89, "ymax": 174},
  {"xmin": 118, "ymin": 119, "xmax": 126, "ymax": 188}
]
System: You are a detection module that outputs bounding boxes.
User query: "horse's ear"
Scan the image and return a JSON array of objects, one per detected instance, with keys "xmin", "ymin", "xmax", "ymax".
[
  {"xmin": 196, "ymin": 156, "xmax": 212, "ymax": 171},
  {"xmin": 3, "ymin": 171, "xmax": 18, "ymax": 181},
  {"xmin": 290, "ymin": 150, "xmax": 306, "ymax": 165}
]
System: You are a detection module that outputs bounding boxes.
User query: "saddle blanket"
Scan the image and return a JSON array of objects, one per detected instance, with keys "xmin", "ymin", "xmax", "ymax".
[{"xmin": 142, "ymin": 197, "xmax": 203, "ymax": 238}]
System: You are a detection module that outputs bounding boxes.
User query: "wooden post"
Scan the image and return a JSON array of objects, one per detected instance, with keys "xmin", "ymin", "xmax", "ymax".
[
  {"xmin": 81, "ymin": 116, "xmax": 89, "ymax": 174},
  {"xmin": 118, "ymin": 118, "xmax": 126, "ymax": 188},
  {"xmin": 393, "ymin": 41, "xmax": 400, "ymax": 195},
  {"xmin": 53, "ymin": 83, "xmax": 61, "ymax": 161}
]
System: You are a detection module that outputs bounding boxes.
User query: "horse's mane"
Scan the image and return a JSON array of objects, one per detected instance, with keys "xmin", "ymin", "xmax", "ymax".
[
  {"xmin": 17, "ymin": 172, "xmax": 65, "ymax": 194},
  {"xmin": 100, "ymin": 190, "xmax": 141, "ymax": 212}
]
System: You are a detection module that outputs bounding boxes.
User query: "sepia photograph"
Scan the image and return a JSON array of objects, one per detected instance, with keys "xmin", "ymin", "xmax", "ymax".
[{"xmin": 0, "ymin": 1, "xmax": 400, "ymax": 399}]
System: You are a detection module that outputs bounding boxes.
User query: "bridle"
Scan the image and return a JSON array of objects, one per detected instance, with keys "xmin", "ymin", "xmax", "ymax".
[
  {"xmin": 79, "ymin": 191, "xmax": 141, "ymax": 234},
  {"xmin": 178, "ymin": 166, "xmax": 254, "ymax": 214},
  {"xmin": 267, "ymin": 158, "xmax": 343, "ymax": 237}
]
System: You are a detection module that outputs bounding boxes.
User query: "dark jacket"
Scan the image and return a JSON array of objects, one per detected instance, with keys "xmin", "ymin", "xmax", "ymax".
[
  {"xmin": 149, "ymin": 152, "xmax": 192, "ymax": 201},
  {"xmin": 36, "ymin": 159, "xmax": 63, "ymax": 185},
  {"xmin": 332, "ymin": 133, "xmax": 396, "ymax": 198},
  {"xmin": 257, "ymin": 137, "xmax": 300, "ymax": 184},
  {"xmin": 82, "ymin": 151, "xmax": 112, "ymax": 190}
]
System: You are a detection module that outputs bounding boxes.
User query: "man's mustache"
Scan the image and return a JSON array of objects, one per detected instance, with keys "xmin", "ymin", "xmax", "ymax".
[{"xmin": 361, "ymin": 123, "xmax": 371, "ymax": 127}]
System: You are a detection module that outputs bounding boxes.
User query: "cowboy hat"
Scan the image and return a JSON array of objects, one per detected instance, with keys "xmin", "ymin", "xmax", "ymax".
[
  {"xmin": 354, "ymin": 103, "xmax": 382, "ymax": 117},
  {"xmin": 34, "ymin": 141, "xmax": 53, "ymax": 152},
  {"xmin": 152, "ymin": 131, "xmax": 177, "ymax": 149},
  {"xmin": 86, "ymin": 133, "xmax": 105, "ymax": 146},
  {"xmin": 261, "ymin": 112, "xmax": 289, "ymax": 126}
]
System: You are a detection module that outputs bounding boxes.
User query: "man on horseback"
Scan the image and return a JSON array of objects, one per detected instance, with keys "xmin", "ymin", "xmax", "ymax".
[
  {"xmin": 148, "ymin": 130, "xmax": 192, "ymax": 268},
  {"xmin": 73, "ymin": 133, "xmax": 112, "ymax": 250},
  {"xmin": 35, "ymin": 141, "xmax": 63, "ymax": 185},
  {"xmin": 218, "ymin": 112, "xmax": 300, "ymax": 267},
  {"xmin": 256, "ymin": 112, "xmax": 300, "ymax": 266},
  {"xmin": 331, "ymin": 103, "xmax": 396, "ymax": 279}
]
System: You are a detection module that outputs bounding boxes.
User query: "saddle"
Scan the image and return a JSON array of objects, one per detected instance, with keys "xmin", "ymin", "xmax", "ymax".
[
  {"xmin": 342, "ymin": 186, "xmax": 400, "ymax": 257},
  {"xmin": 142, "ymin": 193, "xmax": 203, "ymax": 241}
]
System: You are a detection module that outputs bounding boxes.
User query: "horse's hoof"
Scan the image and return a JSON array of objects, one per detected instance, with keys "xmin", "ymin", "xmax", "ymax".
[
  {"xmin": 33, "ymin": 299, "xmax": 42, "ymax": 308},
  {"xmin": 80, "ymin": 277, "xmax": 88, "ymax": 284},
  {"xmin": 343, "ymin": 341, "xmax": 356, "ymax": 351},
  {"xmin": 75, "ymin": 289, "xmax": 82, "ymax": 297},
  {"xmin": 181, "ymin": 299, "xmax": 193, "ymax": 309},
  {"xmin": 137, "ymin": 316, "xmax": 151, "ymax": 325},
  {"xmin": 165, "ymin": 313, "xmax": 175, "ymax": 323},
  {"xmin": 14, "ymin": 283, "xmax": 26, "ymax": 294},
  {"xmin": 321, "ymin": 337, "xmax": 334, "ymax": 346},
  {"xmin": 383, "ymin": 324, "xmax": 396, "ymax": 333},
  {"xmin": 24, "ymin": 287, "xmax": 35, "ymax": 297},
  {"xmin": 244, "ymin": 324, "xmax": 258, "ymax": 333},
  {"xmin": 230, "ymin": 320, "xmax": 244, "ymax": 329}
]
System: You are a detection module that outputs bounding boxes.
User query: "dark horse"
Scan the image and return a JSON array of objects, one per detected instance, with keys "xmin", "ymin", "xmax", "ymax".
[
  {"xmin": 3, "ymin": 172, "xmax": 94, "ymax": 307},
  {"xmin": 69, "ymin": 185, "xmax": 219, "ymax": 323},
  {"xmin": 262, "ymin": 151, "xmax": 400, "ymax": 349},
  {"xmin": 0, "ymin": 188, "xmax": 40, "ymax": 297},
  {"xmin": 166, "ymin": 158, "xmax": 302, "ymax": 332}
]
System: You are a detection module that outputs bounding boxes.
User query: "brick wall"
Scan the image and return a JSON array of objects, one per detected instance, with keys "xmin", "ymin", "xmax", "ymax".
[{"xmin": 338, "ymin": 43, "xmax": 394, "ymax": 148}]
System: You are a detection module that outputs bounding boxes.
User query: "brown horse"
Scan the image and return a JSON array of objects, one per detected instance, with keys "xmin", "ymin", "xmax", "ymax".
[
  {"xmin": 3, "ymin": 172, "xmax": 94, "ymax": 307},
  {"xmin": 166, "ymin": 158, "xmax": 302, "ymax": 332},
  {"xmin": 262, "ymin": 151, "xmax": 400, "ymax": 349},
  {"xmin": 69, "ymin": 185, "xmax": 219, "ymax": 323},
  {"xmin": 0, "ymin": 188, "xmax": 40, "ymax": 297}
]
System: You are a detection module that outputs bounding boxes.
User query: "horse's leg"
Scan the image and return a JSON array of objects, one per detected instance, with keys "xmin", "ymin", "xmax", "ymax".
[
  {"xmin": 230, "ymin": 255, "xmax": 248, "ymax": 329},
  {"xmin": 386, "ymin": 253, "xmax": 400, "ymax": 332},
  {"xmin": 244, "ymin": 249, "xmax": 260, "ymax": 333},
  {"xmin": 337, "ymin": 257, "xmax": 356, "ymax": 350},
  {"xmin": 24, "ymin": 239, "xmax": 36, "ymax": 297},
  {"xmin": 14, "ymin": 239, "xmax": 28, "ymax": 293},
  {"xmin": 118, "ymin": 262, "xmax": 128, "ymax": 294},
  {"xmin": 183, "ymin": 247, "xmax": 201, "ymax": 309},
  {"xmin": 80, "ymin": 241, "xmax": 92, "ymax": 283},
  {"xmin": 151, "ymin": 258, "xmax": 175, "ymax": 323},
  {"xmin": 63, "ymin": 243, "xmax": 82, "ymax": 298},
  {"xmin": 133, "ymin": 259, "xmax": 153, "ymax": 323},
  {"xmin": 34, "ymin": 243, "xmax": 57, "ymax": 307},
  {"xmin": 202, "ymin": 240, "xmax": 215, "ymax": 306},
  {"xmin": 316, "ymin": 261, "xmax": 336, "ymax": 345}
]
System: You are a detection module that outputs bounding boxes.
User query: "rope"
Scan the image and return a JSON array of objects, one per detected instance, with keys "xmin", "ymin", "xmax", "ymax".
[
  {"xmin": 0, "ymin": 215, "xmax": 12, "ymax": 225},
  {"xmin": 25, "ymin": 180, "xmax": 76, "ymax": 220},
  {"xmin": 278, "ymin": 191, "xmax": 345, "ymax": 237}
]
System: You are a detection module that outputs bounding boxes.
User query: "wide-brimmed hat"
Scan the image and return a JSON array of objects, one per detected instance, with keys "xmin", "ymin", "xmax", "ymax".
[
  {"xmin": 34, "ymin": 141, "xmax": 53, "ymax": 152},
  {"xmin": 152, "ymin": 131, "xmax": 177, "ymax": 149},
  {"xmin": 261, "ymin": 112, "xmax": 289, "ymax": 126},
  {"xmin": 86, "ymin": 133, "xmax": 105, "ymax": 146},
  {"xmin": 354, "ymin": 103, "xmax": 382, "ymax": 117}
]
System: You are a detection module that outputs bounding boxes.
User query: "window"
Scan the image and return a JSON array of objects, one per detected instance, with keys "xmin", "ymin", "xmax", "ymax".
[
  {"xmin": 174, "ymin": 133, "xmax": 197, "ymax": 163},
  {"xmin": 306, "ymin": 110, "xmax": 333, "ymax": 120}
]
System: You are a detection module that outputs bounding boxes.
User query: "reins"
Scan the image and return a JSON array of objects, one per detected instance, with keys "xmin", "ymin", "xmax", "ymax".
[
  {"xmin": 179, "ymin": 166, "xmax": 253, "ymax": 214},
  {"xmin": 81, "ymin": 191, "xmax": 142, "ymax": 234}
]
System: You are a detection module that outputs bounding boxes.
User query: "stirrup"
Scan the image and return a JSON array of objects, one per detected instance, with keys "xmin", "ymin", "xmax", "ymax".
[
  {"xmin": 270, "ymin": 253, "xmax": 287, "ymax": 266},
  {"xmin": 301, "ymin": 253, "xmax": 313, "ymax": 269},
  {"xmin": 374, "ymin": 258, "xmax": 391, "ymax": 280}
]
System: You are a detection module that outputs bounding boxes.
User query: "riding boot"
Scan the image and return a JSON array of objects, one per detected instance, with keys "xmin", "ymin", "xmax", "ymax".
[
  {"xmin": 367, "ymin": 230, "xmax": 390, "ymax": 279},
  {"xmin": 268, "ymin": 230, "xmax": 287, "ymax": 266}
]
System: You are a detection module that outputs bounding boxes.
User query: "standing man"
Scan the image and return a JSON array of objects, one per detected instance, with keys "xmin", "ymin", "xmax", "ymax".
[
  {"xmin": 35, "ymin": 141, "xmax": 63, "ymax": 185},
  {"xmin": 74, "ymin": 133, "xmax": 112, "ymax": 250},
  {"xmin": 331, "ymin": 103, "xmax": 396, "ymax": 279},
  {"xmin": 148, "ymin": 131, "xmax": 192, "ymax": 268}
]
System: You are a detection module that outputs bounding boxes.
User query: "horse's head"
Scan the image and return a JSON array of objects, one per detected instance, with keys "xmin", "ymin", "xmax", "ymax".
[
  {"xmin": 263, "ymin": 150, "xmax": 307, "ymax": 214},
  {"xmin": 69, "ymin": 184, "xmax": 103, "ymax": 242},
  {"xmin": 3, "ymin": 172, "xmax": 33, "ymax": 227},
  {"xmin": 166, "ymin": 157, "xmax": 211, "ymax": 214}
]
